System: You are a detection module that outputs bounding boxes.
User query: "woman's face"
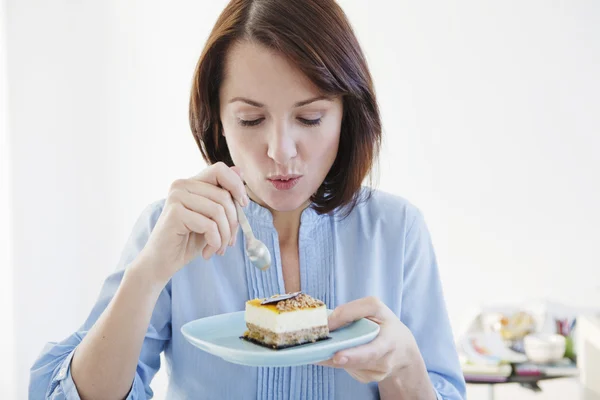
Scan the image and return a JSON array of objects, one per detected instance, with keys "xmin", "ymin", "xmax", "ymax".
[{"xmin": 219, "ymin": 40, "xmax": 343, "ymax": 212}]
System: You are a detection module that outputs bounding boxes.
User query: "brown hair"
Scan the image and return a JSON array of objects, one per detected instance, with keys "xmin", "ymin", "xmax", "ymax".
[{"xmin": 189, "ymin": 0, "xmax": 381, "ymax": 216}]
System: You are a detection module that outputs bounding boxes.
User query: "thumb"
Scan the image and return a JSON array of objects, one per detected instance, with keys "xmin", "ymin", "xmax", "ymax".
[
  {"xmin": 328, "ymin": 297, "xmax": 391, "ymax": 331},
  {"xmin": 328, "ymin": 305, "xmax": 359, "ymax": 332}
]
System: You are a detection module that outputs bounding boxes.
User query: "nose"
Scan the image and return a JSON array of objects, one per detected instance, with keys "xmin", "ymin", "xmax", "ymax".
[{"xmin": 266, "ymin": 121, "xmax": 297, "ymax": 165}]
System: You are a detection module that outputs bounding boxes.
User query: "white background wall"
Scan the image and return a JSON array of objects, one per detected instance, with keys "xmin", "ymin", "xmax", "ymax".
[
  {"xmin": 1, "ymin": 0, "xmax": 15, "ymax": 398},
  {"xmin": 3, "ymin": 0, "xmax": 599, "ymax": 399}
]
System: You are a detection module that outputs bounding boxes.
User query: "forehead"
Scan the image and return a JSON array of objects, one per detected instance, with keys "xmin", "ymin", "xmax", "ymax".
[{"xmin": 220, "ymin": 40, "xmax": 322, "ymax": 105}]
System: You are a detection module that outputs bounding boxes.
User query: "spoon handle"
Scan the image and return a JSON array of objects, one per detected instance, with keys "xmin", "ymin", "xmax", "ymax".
[{"xmin": 235, "ymin": 201, "xmax": 255, "ymax": 240}]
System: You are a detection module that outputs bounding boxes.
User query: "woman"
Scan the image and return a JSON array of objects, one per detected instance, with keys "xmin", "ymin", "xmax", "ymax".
[{"xmin": 30, "ymin": 0, "xmax": 465, "ymax": 399}]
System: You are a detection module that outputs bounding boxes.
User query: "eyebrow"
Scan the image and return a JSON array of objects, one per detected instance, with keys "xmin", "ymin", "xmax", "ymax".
[{"xmin": 229, "ymin": 95, "xmax": 331, "ymax": 108}]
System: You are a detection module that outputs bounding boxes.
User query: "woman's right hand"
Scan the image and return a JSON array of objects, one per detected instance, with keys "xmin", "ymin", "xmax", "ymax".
[{"xmin": 137, "ymin": 162, "xmax": 249, "ymax": 284}]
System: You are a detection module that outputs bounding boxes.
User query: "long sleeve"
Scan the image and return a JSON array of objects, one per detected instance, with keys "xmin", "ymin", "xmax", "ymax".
[
  {"xmin": 29, "ymin": 201, "xmax": 171, "ymax": 400},
  {"xmin": 400, "ymin": 209, "xmax": 466, "ymax": 400}
]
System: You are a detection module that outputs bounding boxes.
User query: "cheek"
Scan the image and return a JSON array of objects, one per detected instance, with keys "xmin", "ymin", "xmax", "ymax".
[
  {"xmin": 309, "ymin": 127, "xmax": 340, "ymax": 163},
  {"xmin": 318, "ymin": 111, "xmax": 342, "ymax": 158},
  {"xmin": 223, "ymin": 125, "xmax": 264, "ymax": 166}
]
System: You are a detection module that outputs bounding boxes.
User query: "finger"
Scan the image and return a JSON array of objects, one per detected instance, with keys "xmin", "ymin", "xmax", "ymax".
[
  {"xmin": 328, "ymin": 296, "xmax": 393, "ymax": 331},
  {"xmin": 316, "ymin": 359, "xmax": 336, "ymax": 368},
  {"xmin": 349, "ymin": 369, "xmax": 388, "ymax": 384},
  {"xmin": 230, "ymin": 166, "xmax": 244, "ymax": 181},
  {"xmin": 331, "ymin": 335, "xmax": 390, "ymax": 369},
  {"xmin": 175, "ymin": 204, "xmax": 221, "ymax": 258},
  {"xmin": 193, "ymin": 162, "xmax": 248, "ymax": 206},
  {"xmin": 175, "ymin": 180, "xmax": 239, "ymax": 247},
  {"xmin": 173, "ymin": 189, "xmax": 230, "ymax": 254},
  {"xmin": 202, "ymin": 242, "xmax": 219, "ymax": 260},
  {"xmin": 316, "ymin": 359, "xmax": 386, "ymax": 383}
]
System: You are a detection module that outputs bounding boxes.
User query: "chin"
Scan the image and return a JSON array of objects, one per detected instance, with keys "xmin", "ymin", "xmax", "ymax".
[
  {"xmin": 255, "ymin": 184, "xmax": 312, "ymax": 212},
  {"xmin": 262, "ymin": 193, "xmax": 309, "ymax": 212}
]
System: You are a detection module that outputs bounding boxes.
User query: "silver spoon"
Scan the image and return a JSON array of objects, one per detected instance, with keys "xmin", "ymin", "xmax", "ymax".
[{"xmin": 235, "ymin": 201, "xmax": 271, "ymax": 271}]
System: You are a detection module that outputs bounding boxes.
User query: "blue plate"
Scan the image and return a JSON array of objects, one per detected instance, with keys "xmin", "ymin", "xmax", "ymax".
[{"xmin": 181, "ymin": 310, "xmax": 380, "ymax": 367}]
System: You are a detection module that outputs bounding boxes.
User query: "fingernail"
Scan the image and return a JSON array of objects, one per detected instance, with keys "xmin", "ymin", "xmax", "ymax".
[
  {"xmin": 204, "ymin": 246, "xmax": 216, "ymax": 259},
  {"xmin": 219, "ymin": 248, "xmax": 226, "ymax": 256},
  {"xmin": 334, "ymin": 357, "xmax": 348, "ymax": 365},
  {"xmin": 242, "ymin": 195, "xmax": 250, "ymax": 207}
]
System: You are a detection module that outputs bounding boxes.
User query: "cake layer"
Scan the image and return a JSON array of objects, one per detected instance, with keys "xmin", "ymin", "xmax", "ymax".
[
  {"xmin": 245, "ymin": 303, "xmax": 327, "ymax": 334},
  {"xmin": 244, "ymin": 323, "xmax": 329, "ymax": 349}
]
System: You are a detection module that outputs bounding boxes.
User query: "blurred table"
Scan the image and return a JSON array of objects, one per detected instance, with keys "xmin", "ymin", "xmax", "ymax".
[{"xmin": 466, "ymin": 374, "xmax": 574, "ymax": 400}]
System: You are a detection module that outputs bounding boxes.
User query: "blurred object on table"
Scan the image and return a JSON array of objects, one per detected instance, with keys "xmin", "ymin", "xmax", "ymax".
[{"xmin": 577, "ymin": 315, "xmax": 600, "ymax": 397}]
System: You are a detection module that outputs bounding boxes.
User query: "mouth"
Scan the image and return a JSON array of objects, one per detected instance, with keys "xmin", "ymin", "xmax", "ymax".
[{"xmin": 267, "ymin": 175, "xmax": 302, "ymax": 191}]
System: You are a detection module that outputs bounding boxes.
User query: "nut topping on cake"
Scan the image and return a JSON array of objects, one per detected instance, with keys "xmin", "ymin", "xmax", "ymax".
[{"xmin": 275, "ymin": 293, "xmax": 325, "ymax": 312}]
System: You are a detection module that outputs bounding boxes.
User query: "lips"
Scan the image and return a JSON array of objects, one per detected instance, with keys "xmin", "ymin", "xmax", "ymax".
[{"xmin": 267, "ymin": 175, "xmax": 302, "ymax": 190}]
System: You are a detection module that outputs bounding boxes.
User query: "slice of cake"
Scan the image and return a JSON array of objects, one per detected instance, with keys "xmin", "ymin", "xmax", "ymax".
[{"xmin": 243, "ymin": 292, "xmax": 329, "ymax": 349}]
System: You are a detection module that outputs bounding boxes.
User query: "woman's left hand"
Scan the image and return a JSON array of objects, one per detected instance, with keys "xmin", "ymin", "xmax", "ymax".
[{"xmin": 318, "ymin": 296, "xmax": 420, "ymax": 384}]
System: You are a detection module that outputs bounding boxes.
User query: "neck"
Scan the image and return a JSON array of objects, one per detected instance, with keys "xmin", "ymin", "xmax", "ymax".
[
  {"xmin": 271, "ymin": 207, "xmax": 304, "ymax": 248},
  {"xmin": 247, "ymin": 188, "xmax": 309, "ymax": 247}
]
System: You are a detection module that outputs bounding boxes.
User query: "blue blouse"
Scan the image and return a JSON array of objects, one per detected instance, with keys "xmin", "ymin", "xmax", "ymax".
[{"xmin": 30, "ymin": 189, "xmax": 466, "ymax": 399}]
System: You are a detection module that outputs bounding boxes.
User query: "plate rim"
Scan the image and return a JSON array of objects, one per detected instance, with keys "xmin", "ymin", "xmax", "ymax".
[{"xmin": 180, "ymin": 310, "xmax": 380, "ymax": 359}]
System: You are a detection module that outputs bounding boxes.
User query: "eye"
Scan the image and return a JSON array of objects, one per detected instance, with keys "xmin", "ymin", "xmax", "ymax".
[
  {"xmin": 238, "ymin": 118, "xmax": 265, "ymax": 127},
  {"xmin": 297, "ymin": 117, "xmax": 322, "ymax": 127}
]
